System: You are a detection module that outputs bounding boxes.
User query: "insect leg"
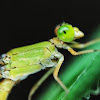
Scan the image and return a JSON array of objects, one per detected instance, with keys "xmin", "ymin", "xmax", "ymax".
[
  {"xmin": 53, "ymin": 53, "xmax": 68, "ymax": 93},
  {"xmin": 67, "ymin": 46, "xmax": 100, "ymax": 55},
  {"xmin": 70, "ymin": 37, "xmax": 100, "ymax": 49},
  {"xmin": 28, "ymin": 67, "xmax": 54, "ymax": 100}
]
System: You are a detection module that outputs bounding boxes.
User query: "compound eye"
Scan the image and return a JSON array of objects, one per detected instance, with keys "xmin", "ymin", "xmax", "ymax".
[{"xmin": 57, "ymin": 24, "xmax": 75, "ymax": 42}]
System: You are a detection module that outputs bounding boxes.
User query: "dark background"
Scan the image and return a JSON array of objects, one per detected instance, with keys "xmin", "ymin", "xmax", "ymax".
[{"xmin": 0, "ymin": 0, "xmax": 100, "ymax": 100}]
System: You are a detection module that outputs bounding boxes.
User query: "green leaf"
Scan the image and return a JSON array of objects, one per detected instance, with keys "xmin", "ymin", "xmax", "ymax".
[{"xmin": 36, "ymin": 25, "xmax": 100, "ymax": 100}]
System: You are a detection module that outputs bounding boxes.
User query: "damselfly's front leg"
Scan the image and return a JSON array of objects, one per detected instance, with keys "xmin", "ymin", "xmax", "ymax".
[
  {"xmin": 51, "ymin": 37, "xmax": 100, "ymax": 56},
  {"xmin": 67, "ymin": 46, "xmax": 100, "ymax": 55},
  {"xmin": 66, "ymin": 38, "xmax": 100, "ymax": 55},
  {"xmin": 70, "ymin": 37, "xmax": 100, "ymax": 49}
]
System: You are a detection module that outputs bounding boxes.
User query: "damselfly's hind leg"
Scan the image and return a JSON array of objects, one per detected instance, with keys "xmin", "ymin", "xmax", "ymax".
[{"xmin": 28, "ymin": 67, "xmax": 54, "ymax": 100}]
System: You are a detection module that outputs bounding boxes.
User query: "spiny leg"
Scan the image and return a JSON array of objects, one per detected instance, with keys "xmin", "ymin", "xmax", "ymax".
[
  {"xmin": 28, "ymin": 67, "xmax": 54, "ymax": 100},
  {"xmin": 67, "ymin": 46, "xmax": 100, "ymax": 55},
  {"xmin": 53, "ymin": 53, "xmax": 68, "ymax": 93},
  {"xmin": 70, "ymin": 37, "xmax": 100, "ymax": 49}
]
